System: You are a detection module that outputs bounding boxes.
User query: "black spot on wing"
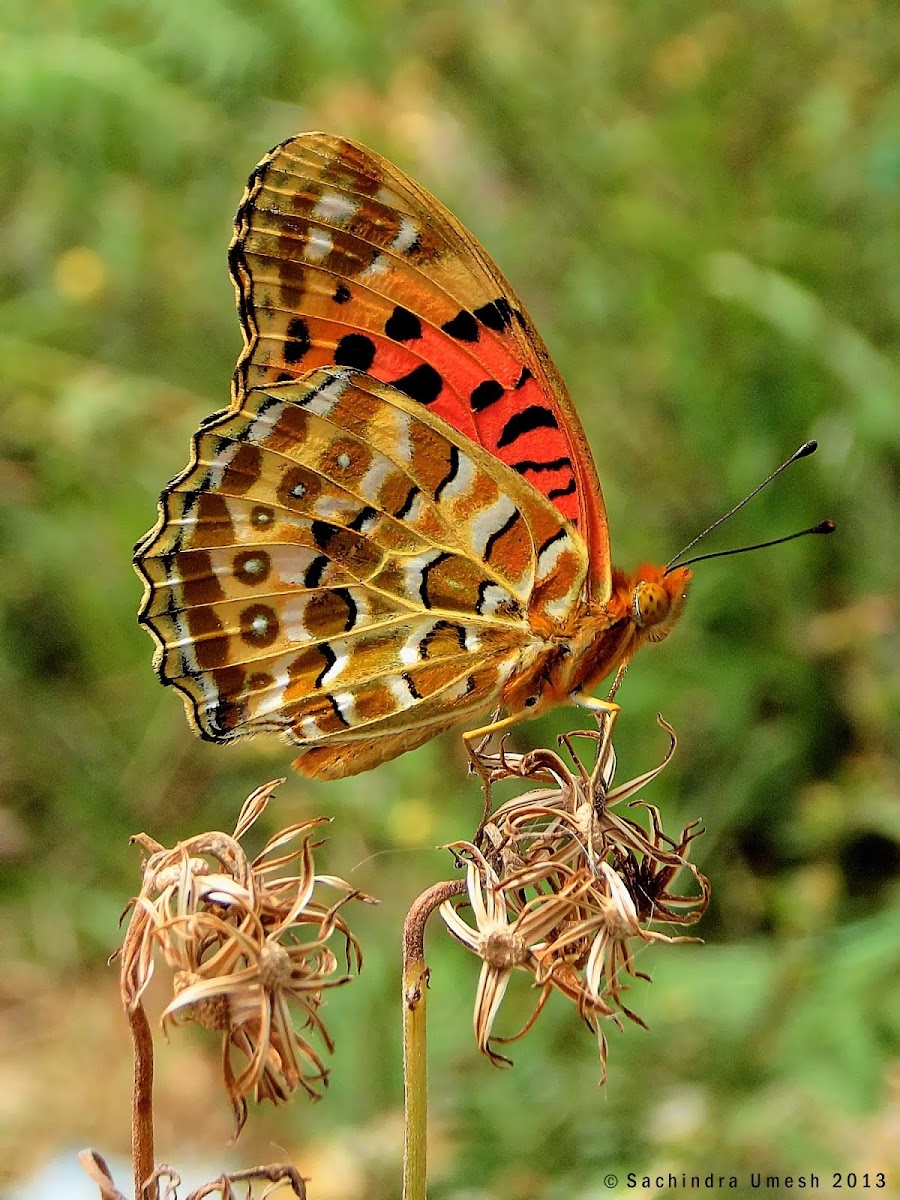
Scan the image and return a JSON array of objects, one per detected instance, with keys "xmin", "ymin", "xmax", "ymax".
[
  {"xmin": 515, "ymin": 366, "xmax": 533, "ymax": 389},
  {"xmin": 314, "ymin": 643, "xmax": 337, "ymax": 688},
  {"xmin": 326, "ymin": 693, "xmax": 351, "ymax": 728},
  {"xmin": 420, "ymin": 619, "xmax": 467, "ymax": 657},
  {"xmin": 483, "ymin": 510, "xmax": 521, "ymax": 562},
  {"xmin": 391, "ymin": 364, "xmax": 443, "ymax": 405},
  {"xmin": 402, "ymin": 671, "xmax": 422, "ymax": 700},
  {"xmin": 284, "ymin": 317, "xmax": 311, "ymax": 364},
  {"xmin": 398, "ymin": 226, "xmax": 421, "ymax": 256},
  {"xmin": 511, "ymin": 456, "xmax": 572, "ymax": 474},
  {"xmin": 311, "ymin": 520, "xmax": 335, "ymax": 551},
  {"xmin": 441, "ymin": 310, "xmax": 479, "ymax": 342},
  {"xmin": 548, "ymin": 478, "xmax": 577, "ymax": 500},
  {"xmin": 205, "ymin": 434, "xmax": 228, "ymax": 462},
  {"xmin": 297, "ymin": 371, "xmax": 348, "ymax": 410},
  {"xmin": 348, "ymin": 506, "xmax": 378, "ymax": 532},
  {"xmin": 234, "ymin": 393, "xmax": 282, "ymax": 444},
  {"xmin": 537, "ymin": 528, "xmax": 568, "ymax": 558},
  {"xmin": 333, "ymin": 586, "xmax": 358, "ymax": 631},
  {"xmin": 394, "ymin": 484, "xmax": 420, "ymax": 521},
  {"xmin": 384, "ymin": 305, "xmax": 422, "ymax": 341},
  {"xmin": 474, "ymin": 297, "xmax": 514, "ymax": 331},
  {"xmin": 434, "ymin": 445, "xmax": 460, "ymax": 501},
  {"xmin": 333, "ymin": 283, "xmax": 351, "ymax": 304},
  {"xmin": 304, "ymin": 555, "xmax": 329, "ymax": 588},
  {"xmin": 419, "ymin": 552, "xmax": 453, "ymax": 608},
  {"xmin": 205, "ymin": 699, "xmax": 240, "ymax": 741},
  {"xmin": 334, "ymin": 333, "xmax": 376, "ymax": 370},
  {"xmin": 497, "ymin": 405, "xmax": 559, "ymax": 449},
  {"xmin": 470, "ymin": 379, "xmax": 504, "ymax": 412}
]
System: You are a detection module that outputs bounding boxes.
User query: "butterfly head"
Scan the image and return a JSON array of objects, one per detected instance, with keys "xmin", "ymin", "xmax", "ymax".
[
  {"xmin": 624, "ymin": 563, "xmax": 692, "ymax": 645},
  {"xmin": 524, "ymin": 561, "xmax": 692, "ymax": 711}
]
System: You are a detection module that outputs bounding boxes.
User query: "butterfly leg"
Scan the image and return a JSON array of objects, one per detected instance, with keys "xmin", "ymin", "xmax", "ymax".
[
  {"xmin": 570, "ymin": 692, "xmax": 621, "ymax": 788},
  {"xmin": 571, "ymin": 659, "xmax": 627, "ymax": 778},
  {"xmin": 463, "ymin": 711, "xmax": 526, "ymax": 770},
  {"xmin": 463, "ymin": 712, "xmax": 527, "ymax": 842},
  {"xmin": 471, "ymin": 706, "xmax": 504, "ymax": 762},
  {"xmin": 607, "ymin": 663, "xmax": 628, "ymax": 702}
]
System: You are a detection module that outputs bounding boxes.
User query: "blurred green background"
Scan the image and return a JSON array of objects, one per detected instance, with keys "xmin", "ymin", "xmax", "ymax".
[{"xmin": 1, "ymin": 1, "xmax": 898, "ymax": 1197}]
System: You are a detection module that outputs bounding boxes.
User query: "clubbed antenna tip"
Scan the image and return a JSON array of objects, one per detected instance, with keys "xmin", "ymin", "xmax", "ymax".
[{"xmin": 666, "ymin": 438, "xmax": 827, "ymax": 572}]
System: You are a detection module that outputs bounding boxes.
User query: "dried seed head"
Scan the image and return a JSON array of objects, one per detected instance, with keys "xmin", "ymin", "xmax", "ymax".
[
  {"xmin": 118, "ymin": 778, "xmax": 376, "ymax": 1137},
  {"xmin": 447, "ymin": 713, "xmax": 709, "ymax": 1072},
  {"xmin": 171, "ymin": 970, "xmax": 230, "ymax": 1031},
  {"xmin": 257, "ymin": 941, "xmax": 293, "ymax": 990},
  {"xmin": 482, "ymin": 929, "xmax": 529, "ymax": 970}
]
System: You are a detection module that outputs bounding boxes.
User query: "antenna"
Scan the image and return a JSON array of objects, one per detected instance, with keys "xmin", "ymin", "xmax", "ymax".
[
  {"xmin": 665, "ymin": 440, "xmax": 821, "ymax": 572},
  {"xmin": 671, "ymin": 520, "xmax": 835, "ymax": 570}
]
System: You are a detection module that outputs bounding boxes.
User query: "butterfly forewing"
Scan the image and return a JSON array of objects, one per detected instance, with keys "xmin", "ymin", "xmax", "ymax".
[
  {"xmin": 135, "ymin": 368, "xmax": 588, "ymax": 777},
  {"xmin": 230, "ymin": 133, "xmax": 610, "ymax": 598}
]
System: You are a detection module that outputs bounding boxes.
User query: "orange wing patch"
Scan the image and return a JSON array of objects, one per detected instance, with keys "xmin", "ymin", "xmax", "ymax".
[{"xmin": 229, "ymin": 133, "xmax": 611, "ymax": 599}]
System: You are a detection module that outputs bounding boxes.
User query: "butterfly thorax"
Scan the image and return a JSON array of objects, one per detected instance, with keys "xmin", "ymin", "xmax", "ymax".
[{"xmin": 503, "ymin": 562, "xmax": 692, "ymax": 717}]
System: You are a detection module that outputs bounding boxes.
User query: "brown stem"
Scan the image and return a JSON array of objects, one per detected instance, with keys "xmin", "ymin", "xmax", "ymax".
[
  {"xmin": 186, "ymin": 1164, "xmax": 308, "ymax": 1198},
  {"xmin": 127, "ymin": 1001, "xmax": 157, "ymax": 1200},
  {"xmin": 402, "ymin": 880, "xmax": 465, "ymax": 1200},
  {"xmin": 403, "ymin": 880, "xmax": 465, "ymax": 965}
]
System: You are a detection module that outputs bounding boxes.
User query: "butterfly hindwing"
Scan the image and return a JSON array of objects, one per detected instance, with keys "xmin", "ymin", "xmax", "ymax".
[
  {"xmin": 134, "ymin": 368, "xmax": 588, "ymax": 777},
  {"xmin": 229, "ymin": 132, "xmax": 611, "ymax": 600}
]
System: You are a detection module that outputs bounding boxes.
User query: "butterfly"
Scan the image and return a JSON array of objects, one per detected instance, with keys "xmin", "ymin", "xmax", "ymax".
[{"xmin": 133, "ymin": 133, "xmax": 691, "ymax": 780}]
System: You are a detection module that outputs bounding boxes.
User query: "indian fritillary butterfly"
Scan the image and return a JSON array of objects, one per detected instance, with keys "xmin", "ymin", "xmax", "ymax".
[{"xmin": 133, "ymin": 134, "xmax": 691, "ymax": 779}]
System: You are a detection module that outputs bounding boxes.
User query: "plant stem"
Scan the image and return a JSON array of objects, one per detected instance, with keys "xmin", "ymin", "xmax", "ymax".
[
  {"xmin": 127, "ymin": 1001, "xmax": 157, "ymax": 1200},
  {"xmin": 401, "ymin": 881, "xmax": 465, "ymax": 1200}
]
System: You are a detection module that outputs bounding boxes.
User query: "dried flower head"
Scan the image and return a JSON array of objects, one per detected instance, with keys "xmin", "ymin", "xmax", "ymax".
[
  {"xmin": 119, "ymin": 779, "xmax": 376, "ymax": 1135},
  {"xmin": 80, "ymin": 1150, "xmax": 309, "ymax": 1200},
  {"xmin": 441, "ymin": 713, "xmax": 709, "ymax": 1074}
]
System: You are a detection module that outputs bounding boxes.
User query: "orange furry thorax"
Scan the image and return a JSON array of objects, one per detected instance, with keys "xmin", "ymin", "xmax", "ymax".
[{"xmin": 501, "ymin": 562, "xmax": 692, "ymax": 719}]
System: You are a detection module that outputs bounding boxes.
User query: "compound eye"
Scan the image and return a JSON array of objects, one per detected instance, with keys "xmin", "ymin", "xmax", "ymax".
[{"xmin": 633, "ymin": 581, "xmax": 670, "ymax": 628}]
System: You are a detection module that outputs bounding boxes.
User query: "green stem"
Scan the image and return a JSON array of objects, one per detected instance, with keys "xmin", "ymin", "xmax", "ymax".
[{"xmin": 401, "ymin": 881, "xmax": 465, "ymax": 1200}]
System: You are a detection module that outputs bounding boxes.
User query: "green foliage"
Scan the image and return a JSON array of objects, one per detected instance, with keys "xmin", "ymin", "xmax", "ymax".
[{"xmin": 1, "ymin": 0, "xmax": 897, "ymax": 1195}]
